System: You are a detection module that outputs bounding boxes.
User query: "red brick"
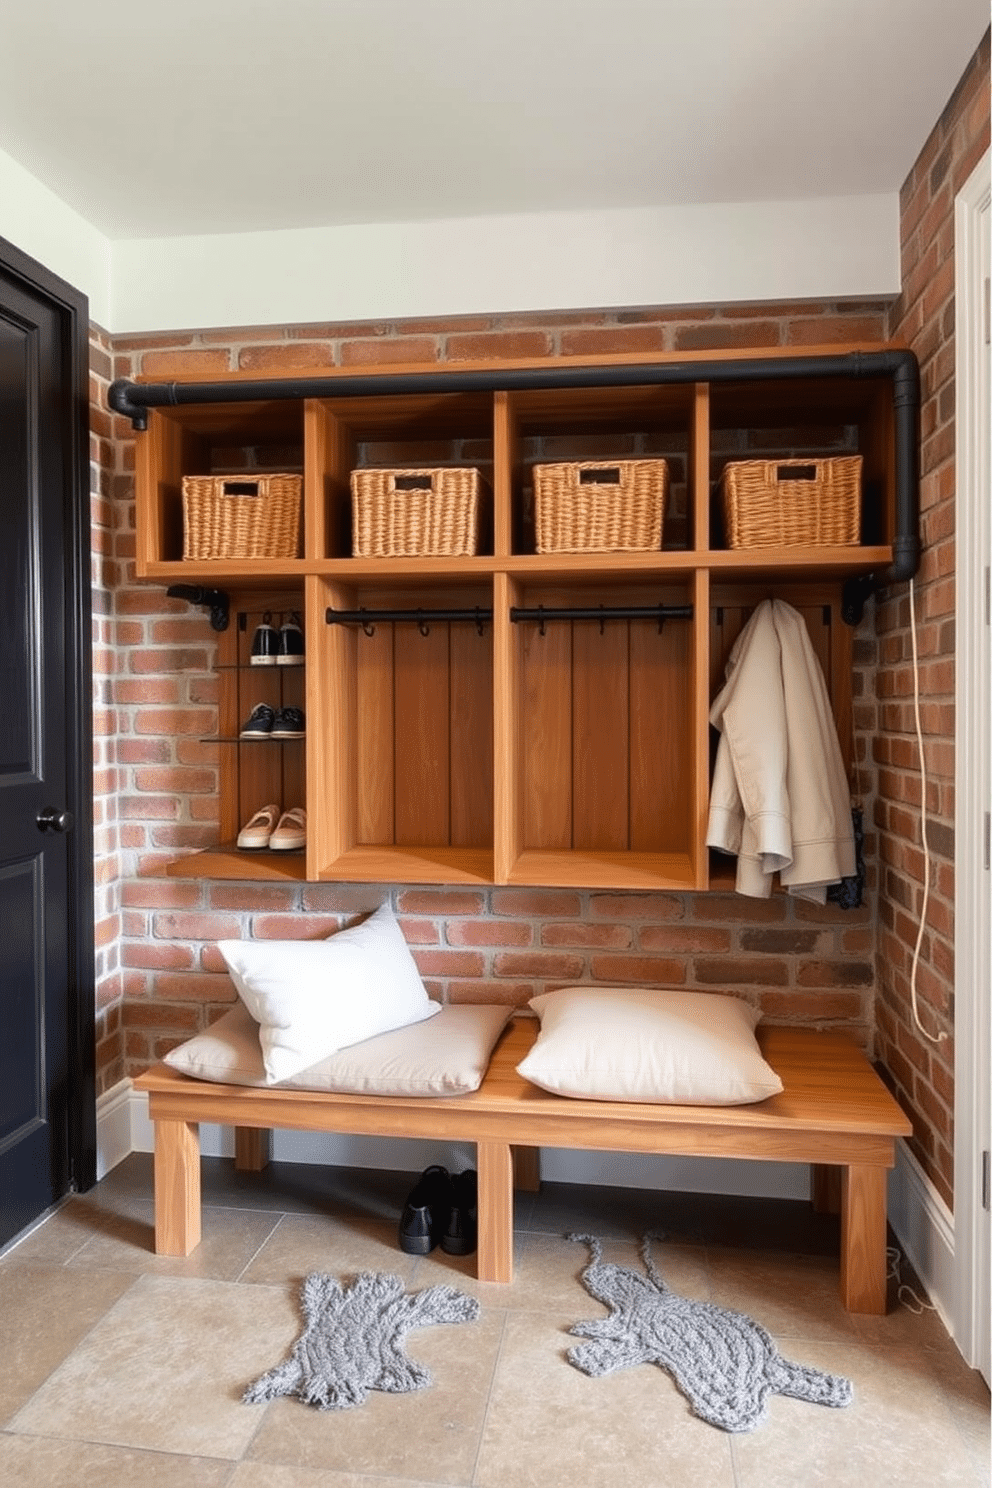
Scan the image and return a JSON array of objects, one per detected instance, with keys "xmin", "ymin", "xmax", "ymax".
[
  {"xmin": 588, "ymin": 955, "xmax": 687, "ymax": 985},
  {"xmin": 588, "ymin": 893, "xmax": 684, "ymax": 922},
  {"xmin": 239, "ymin": 342, "xmax": 336, "ymax": 371},
  {"xmin": 152, "ymin": 911, "xmax": 243, "ymax": 941},
  {"xmin": 493, "ymin": 951, "xmax": 585, "ymax": 980},
  {"xmin": 445, "ymin": 330, "xmax": 553, "ymax": 360},
  {"xmin": 140, "ymin": 349, "xmax": 232, "ymax": 377},
  {"xmin": 446, "ymin": 920, "xmax": 532, "ymax": 947},
  {"xmin": 251, "ymin": 915, "xmax": 340, "ymax": 940},
  {"xmin": 414, "ymin": 949, "xmax": 486, "ymax": 978},
  {"xmin": 639, "ymin": 926, "xmax": 732, "ymax": 953},
  {"xmin": 541, "ymin": 923, "xmax": 632, "ymax": 950},
  {"xmin": 340, "ymin": 337, "xmax": 439, "ymax": 366},
  {"xmin": 397, "ymin": 889, "xmax": 487, "ymax": 916},
  {"xmin": 491, "ymin": 889, "xmax": 582, "ymax": 917}
]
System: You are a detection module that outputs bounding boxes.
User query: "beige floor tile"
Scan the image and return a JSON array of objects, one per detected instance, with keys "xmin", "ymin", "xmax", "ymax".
[
  {"xmin": 474, "ymin": 1308, "xmax": 737, "ymax": 1488},
  {"xmin": 230, "ymin": 1460, "xmax": 463, "ymax": 1487},
  {"xmin": 731, "ymin": 1339, "xmax": 987, "ymax": 1487},
  {"xmin": 705, "ymin": 1244, "xmax": 859, "ymax": 1343},
  {"xmin": 10, "ymin": 1274, "xmax": 298, "ymax": 1459},
  {"xmin": 60, "ymin": 1199, "xmax": 284, "ymax": 1281},
  {"xmin": 921, "ymin": 1344, "xmax": 992, "ymax": 1475},
  {"xmin": 0, "ymin": 1433, "xmax": 233, "ymax": 1487},
  {"xmin": 246, "ymin": 1301, "xmax": 504, "ymax": 1482},
  {"xmin": 239, "ymin": 1213, "xmax": 420, "ymax": 1286},
  {"xmin": 0, "ymin": 1262, "xmax": 137, "ymax": 1424}
]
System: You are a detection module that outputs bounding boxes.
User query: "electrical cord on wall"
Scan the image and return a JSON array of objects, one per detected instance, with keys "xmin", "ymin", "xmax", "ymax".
[{"xmin": 908, "ymin": 576, "xmax": 948, "ymax": 1046}]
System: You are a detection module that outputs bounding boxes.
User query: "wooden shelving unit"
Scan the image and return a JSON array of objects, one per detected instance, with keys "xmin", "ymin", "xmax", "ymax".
[{"xmin": 133, "ymin": 347, "xmax": 900, "ymax": 889}]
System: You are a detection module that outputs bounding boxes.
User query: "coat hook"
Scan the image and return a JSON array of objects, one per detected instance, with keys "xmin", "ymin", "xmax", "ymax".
[
  {"xmin": 418, "ymin": 611, "xmax": 431, "ymax": 637},
  {"xmin": 598, "ymin": 606, "xmax": 607, "ymax": 636},
  {"xmin": 475, "ymin": 607, "xmax": 486, "ymax": 637},
  {"xmin": 359, "ymin": 608, "xmax": 376, "ymax": 637},
  {"xmin": 537, "ymin": 604, "xmax": 546, "ymax": 637}
]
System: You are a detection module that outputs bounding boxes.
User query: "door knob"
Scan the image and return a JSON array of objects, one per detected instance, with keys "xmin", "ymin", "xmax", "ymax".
[{"xmin": 36, "ymin": 806, "xmax": 74, "ymax": 834}]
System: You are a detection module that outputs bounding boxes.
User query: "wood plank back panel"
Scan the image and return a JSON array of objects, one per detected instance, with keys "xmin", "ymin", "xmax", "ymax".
[
  {"xmin": 394, "ymin": 622, "xmax": 450, "ymax": 846},
  {"xmin": 449, "ymin": 621, "xmax": 494, "ymax": 848},
  {"xmin": 355, "ymin": 623, "xmax": 395, "ymax": 844},
  {"xmin": 522, "ymin": 619, "xmax": 572, "ymax": 850},
  {"xmin": 630, "ymin": 616, "xmax": 691, "ymax": 854},
  {"xmin": 572, "ymin": 618, "xmax": 629, "ymax": 851}
]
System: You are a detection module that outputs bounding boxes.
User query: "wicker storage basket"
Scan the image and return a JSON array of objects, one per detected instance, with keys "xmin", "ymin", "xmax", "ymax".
[
  {"xmin": 721, "ymin": 455, "xmax": 862, "ymax": 549},
  {"xmin": 182, "ymin": 474, "xmax": 302, "ymax": 560},
  {"xmin": 351, "ymin": 466, "xmax": 482, "ymax": 557},
  {"xmin": 533, "ymin": 458, "xmax": 667, "ymax": 553}
]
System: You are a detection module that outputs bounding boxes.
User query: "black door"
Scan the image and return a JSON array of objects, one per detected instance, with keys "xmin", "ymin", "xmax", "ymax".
[{"xmin": 0, "ymin": 237, "xmax": 95, "ymax": 1249}]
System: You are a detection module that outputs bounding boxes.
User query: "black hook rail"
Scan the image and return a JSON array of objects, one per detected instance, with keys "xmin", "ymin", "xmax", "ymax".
[
  {"xmin": 510, "ymin": 604, "xmax": 693, "ymax": 625},
  {"xmin": 326, "ymin": 606, "xmax": 492, "ymax": 636}
]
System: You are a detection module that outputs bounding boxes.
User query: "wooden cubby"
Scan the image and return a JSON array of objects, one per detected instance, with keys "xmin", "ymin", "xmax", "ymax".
[{"xmin": 133, "ymin": 349, "xmax": 900, "ymax": 888}]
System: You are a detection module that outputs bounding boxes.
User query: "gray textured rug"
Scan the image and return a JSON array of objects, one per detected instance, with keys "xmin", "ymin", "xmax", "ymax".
[
  {"xmin": 244, "ymin": 1270, "xmax": 479, "ymax": 1411},
  {"xmin": 566, "ymin": 1233, "xmax": 854, "ymax": 1433}
]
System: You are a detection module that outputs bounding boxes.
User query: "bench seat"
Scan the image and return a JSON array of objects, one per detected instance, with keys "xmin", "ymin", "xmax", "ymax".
[{"xmin": 135, "ymin": 1018, "xmax": 912, "ymax": 1314}]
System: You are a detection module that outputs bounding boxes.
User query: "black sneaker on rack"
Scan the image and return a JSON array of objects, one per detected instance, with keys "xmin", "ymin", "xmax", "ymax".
[
  {"xmin": 270, "ymin": 706, "xmax": 306, "ymax": 739},
  {"xmin": 278, "ymin": 613, "xmax": 305, "ymax": 666},
  {"xmin": 250, "ymin": 613, "xmax": 278, "ymax": 665},
  {"xmin": 239, "ymin": 703, "xmax": 276, "ymax": 738}
]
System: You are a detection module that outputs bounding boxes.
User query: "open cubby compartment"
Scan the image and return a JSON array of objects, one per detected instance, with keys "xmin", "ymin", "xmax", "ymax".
[
  {"xmin": 706, "ymin": 578, "xmax": 856, "ymax": 888},
  {"xmin": 707, "ymin": 375, "xmax": 897, "ymax": 554},
  {"xmin": 499, "ymin": 382, "xmax": 702, "ymax": 557},
  {"xmin": 496, "ymin": 569, "xmax": 708, "ymax": 889},
  {"xmin": 310, "ymin": 574, "xmax": 495, "ymax": 884},
  {"xmin": 306, "ymin": 392, "xmax": 497, "ymax": 560},
  {"xmin": 135, "ymin": 399, "xmax": 306, "ymax": 573},
  {"xmin": 164, "ymin": 585, "xmax": 308, "ymax": 883}
]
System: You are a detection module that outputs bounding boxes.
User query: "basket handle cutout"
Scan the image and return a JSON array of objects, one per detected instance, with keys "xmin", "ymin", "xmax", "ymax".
[
  {"xmin": 393, "ymin": 474, "xmax": 434, "ymax": 492},
  {"xmin": 220, "ymin": 480, "xmax": 261, "ymax": 497},
  {"xmin": 578, "ymin": 467, "xmax": 621, "ymax": 485},
  {"xmin": 776, "ymin": 464, "xmax": 818, "ymax": 481}
]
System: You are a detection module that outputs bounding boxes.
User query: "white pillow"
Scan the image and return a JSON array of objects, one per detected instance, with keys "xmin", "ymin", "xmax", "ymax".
[
  {"xmin": 163, "ymin": 1000, "xmax": 513, "ymax": 1095},
  {"xmin": 515, "ymin": 986, "xmax": 783, "ymax": 1105},
  {"xmin": 216, "ymin": 902, "xmax": 440, "ymax": 1084}
]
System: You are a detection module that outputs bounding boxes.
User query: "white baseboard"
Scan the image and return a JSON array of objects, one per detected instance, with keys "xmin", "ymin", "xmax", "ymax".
[
  {"xmin": 96, "ymin": 1079, "xmax": 135, "ymax": 1180},
  {"xmin": 887, "ymin": 1139, "xmax": 956, "ymax": 1336},
  {"xmin": 112, "ymin": 1081, "xmax": 808, "ymax": 1200}
]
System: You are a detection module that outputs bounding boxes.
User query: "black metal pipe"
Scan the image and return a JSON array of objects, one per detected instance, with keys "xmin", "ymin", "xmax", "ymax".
[{"xmin": 110, "ymin": 347, "xmax": 921, "ymax": 622}]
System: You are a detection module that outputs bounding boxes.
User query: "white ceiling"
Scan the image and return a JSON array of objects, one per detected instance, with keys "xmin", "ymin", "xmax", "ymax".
[{"xmin": 0, "ymin": 0, "xmax": 987, "ymax": 242}]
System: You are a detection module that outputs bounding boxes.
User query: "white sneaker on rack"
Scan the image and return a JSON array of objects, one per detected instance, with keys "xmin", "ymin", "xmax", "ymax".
[
  {"xmin": 269, "ymin": 807, "xmax": 306, "ymax": 851},
  {"xmin": 236, "ymin": 803, "xmax": 280, "ymax": 849}
]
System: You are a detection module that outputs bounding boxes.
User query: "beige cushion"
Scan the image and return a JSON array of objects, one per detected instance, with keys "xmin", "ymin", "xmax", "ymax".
[
  {"xmin": 216, "ymin": 902, "xmax": 440, "ymax": 1084},
  {"xmin": 515, "ymin": 986, "xmax": 784, "ymax": 1105},
  {"xmin": 164, "ymin": 1000, "xmax": 514, "ymax": 1096}
]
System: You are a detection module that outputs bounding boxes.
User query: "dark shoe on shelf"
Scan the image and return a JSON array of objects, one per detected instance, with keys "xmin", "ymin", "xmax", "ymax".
[
  {"xmin": 239, "ymin": 703, "xmax": 275, "ymax": 738},
  {"xmin": 399, "ymin": 1164, "xmax": 452, "ymax": 1255},
  {"xmin": 270, "ymin": 706, "xmax": 306, "ymax": 739},
  {"xmin": 250, "ymin": 612, "xmax": 278, "ymax": 666},
  {"xmin": 278, "ymin": 613, "xmax": 305, "ymax": 665},
  {"xmin": 441, "ymin": 1168, "xmax": 477, "ymax": 1255}
]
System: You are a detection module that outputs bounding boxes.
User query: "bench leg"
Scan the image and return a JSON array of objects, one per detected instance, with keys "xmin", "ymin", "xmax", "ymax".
[
  {"xmin": 811, "ymin": 1163, "xmax": 842, "ymax": 1214},
  {"xmin": 477, "ymin": 1141, "xmax": 514, "ymax": 1283},
  {"xmin": 153, "ymin": 1119, "xmax": 201, "ymax": 1257},
  {"xmin": 840, "ymin": 1164, "xmax": 887, "ymax": 1314},
  {"xmin": 235, "ymin": 1126, "xmax": 272, "ymax": 1172},
  {"xmin": 511, "ymin": 1144, "xmax": 541, "ymax": 1193}
]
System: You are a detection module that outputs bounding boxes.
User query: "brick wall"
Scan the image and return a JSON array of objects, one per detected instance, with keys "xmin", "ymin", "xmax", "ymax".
[
  {"xmin": 89, "ymin": 325, "xmax": 125, "ymax": 1095},
  {"xmin": 877, "ymin": 28, "xmax": 990, "ymax": 1208},
  {"xmin": 100, "ymin": 298, "xmax": 887, "ymax": 1075}
]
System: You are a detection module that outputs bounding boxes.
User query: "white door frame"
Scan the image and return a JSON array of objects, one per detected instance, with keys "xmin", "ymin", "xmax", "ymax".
[{"xmin": 953, "ymin": 145, "xmax": 990, "ymax": 1383}]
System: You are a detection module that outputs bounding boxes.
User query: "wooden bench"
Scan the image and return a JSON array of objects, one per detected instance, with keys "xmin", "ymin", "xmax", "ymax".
[{"xmin": 135, "ymin": 1018, "xmax": 912, "ymax": 1315}]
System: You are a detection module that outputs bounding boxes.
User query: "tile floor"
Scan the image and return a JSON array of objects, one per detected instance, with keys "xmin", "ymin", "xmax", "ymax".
[{"xmin": 0, "ymin": 1154, "xmax": 988, "ymax": 1487}]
